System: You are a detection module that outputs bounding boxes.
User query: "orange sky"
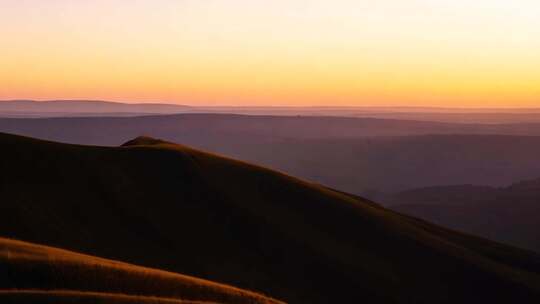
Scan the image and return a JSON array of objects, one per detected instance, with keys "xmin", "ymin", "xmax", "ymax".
[{"xmin": 1, "ymin": 0, "xmax": 539, "ymax": 107}]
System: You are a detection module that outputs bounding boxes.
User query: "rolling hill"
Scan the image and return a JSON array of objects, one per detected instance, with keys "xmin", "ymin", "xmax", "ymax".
[
  {"xmin": 1, "ymin": 132, "xmax": 540, "ymax": 303},
  {"xmin": 0, "ymin": 237, "xmax": 281, "ymax": 304},
  {"xmin": 391, "ymin": 179, "xmax": 540, "ymax": 252}
]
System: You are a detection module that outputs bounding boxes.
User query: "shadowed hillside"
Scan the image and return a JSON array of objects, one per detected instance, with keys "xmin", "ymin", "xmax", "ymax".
[
  {"xmin": 1, "ymin": 132, "xmax": 540, "ymax": 303},
  {"xmin": 0, "ymin": 237, "xmax": 280, "ymax": 304},
  {"xmin": 391, "ymin": 179, "xmax": 540, "ymax": 252}
]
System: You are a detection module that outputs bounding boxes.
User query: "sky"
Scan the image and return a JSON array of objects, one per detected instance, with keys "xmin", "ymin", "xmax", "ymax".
[{"xmin": 1, "ymin": 0, "xmax": 539, "ymax": 107}]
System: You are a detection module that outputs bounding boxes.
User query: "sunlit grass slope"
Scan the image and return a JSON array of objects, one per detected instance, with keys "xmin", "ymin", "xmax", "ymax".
[
  {"xmin": 0, "ymin": 132, "xmax": 540, "ymax": 303},
  {"xmin": 0, "ymin": 237, "xmax": 281, "ymax": 304}
]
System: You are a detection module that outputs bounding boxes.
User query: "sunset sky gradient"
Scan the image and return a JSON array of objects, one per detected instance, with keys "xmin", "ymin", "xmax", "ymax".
[{"xmin": 1, "ymin": 0, "xmax": 539, "ymax": 107}]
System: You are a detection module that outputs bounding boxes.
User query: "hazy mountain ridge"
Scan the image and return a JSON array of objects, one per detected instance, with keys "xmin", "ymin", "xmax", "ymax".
[
  {"xmin": 0, "ymin": 100, "xmax": 191, "ymax": 116},
  {"xmin": 3, "ymin": 100, "xmax": 540, "ymax": 123}
]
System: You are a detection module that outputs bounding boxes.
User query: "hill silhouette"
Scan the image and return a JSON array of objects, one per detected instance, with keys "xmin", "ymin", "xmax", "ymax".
[
  {"xmin": 0, "ymin": 237, "xmax": 281, "ymax": 304},
  {"xmin": 391, "ymin": 179, "xmax": 540, "ymax": 252},
  {"xmin": 1, "ymin": 132, "xmax": 540, "ymax": 303}
]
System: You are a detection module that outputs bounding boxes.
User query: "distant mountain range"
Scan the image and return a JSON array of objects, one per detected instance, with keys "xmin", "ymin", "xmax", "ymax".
[
  {"xmin": 3, "ymin": 99, "xmax": 540, "ymax": 123},
  {"xmin": 390, "ymin": 178, "xmax": 540, "ymax": 252},
  {"xmin": 1, "ymin": 132, "xmax": 540, "ymax": 303},
  {"xmin": 0, "ymin": 100, "xmax": 192, "ymax": 117}
]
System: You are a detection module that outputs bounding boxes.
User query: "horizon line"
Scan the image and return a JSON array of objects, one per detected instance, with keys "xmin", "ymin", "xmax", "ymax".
[{"xmin": 2, "ymin": 99, "xmax": 540, "ymax": 110}]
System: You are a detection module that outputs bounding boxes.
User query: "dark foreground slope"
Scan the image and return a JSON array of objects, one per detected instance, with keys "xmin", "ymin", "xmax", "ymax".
[
  {"xmin": 0, "ymin": 238, "xmax": 281, "ymax": 304},
  {"xmin": 391, "ymin": 179, "xmax": 540, "ymax": 252},
  {"xmin": 1, "ymin": 133, "xmax": 540, "ymax": 303}
]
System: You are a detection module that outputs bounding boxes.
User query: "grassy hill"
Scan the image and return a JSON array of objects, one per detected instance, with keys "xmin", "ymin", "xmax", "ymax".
[
  {"xmin": 0, "ymin": 237, "xmax": 280, "ymax": 304},
  {"xmin": 1, "ymin": 132, "xmax": 540, "ymax": 303}
]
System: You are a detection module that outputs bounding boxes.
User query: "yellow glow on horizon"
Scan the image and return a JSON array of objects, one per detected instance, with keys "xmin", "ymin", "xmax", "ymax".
[{"xmin": 1, "ymin": 0, "xmax": 539, "ymax": 107}]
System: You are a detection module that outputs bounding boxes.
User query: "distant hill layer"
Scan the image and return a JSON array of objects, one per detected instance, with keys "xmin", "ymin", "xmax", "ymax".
[
  {"xmin": 3, "ymin": 100, "xmax": 540, "ymax": 123},
  {"xmin": 391, "ymin": 179, "xmax": 540, "ymax": 252},
  {"xmin": 0, "ymin": 237, "xmax": 281, "ymax": 304},
  {"xmin": 2, "ymin": 114, "xmax": 540, "ymax": 194},
  {"xmin": 4, "ymin": 113, "xmax": 540, "ymax": 140},
  {"xmin": 1, "ymin": 132, "xmax": 540, "ymax": 303}
]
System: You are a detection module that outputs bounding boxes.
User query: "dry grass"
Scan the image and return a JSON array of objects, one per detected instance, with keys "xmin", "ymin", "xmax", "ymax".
[{"xmin": 0, "ymin": 238, "xmax": 282, "ymax": 304}]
